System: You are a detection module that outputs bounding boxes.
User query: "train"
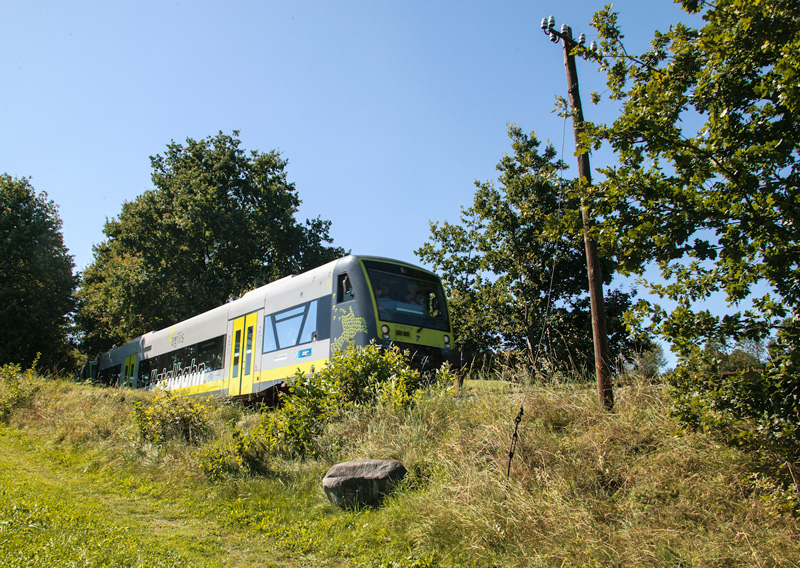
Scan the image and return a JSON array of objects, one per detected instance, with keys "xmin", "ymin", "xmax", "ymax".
[{"xmin": 94, "ymin": 255, "xmax": 454, "ymax": 400}]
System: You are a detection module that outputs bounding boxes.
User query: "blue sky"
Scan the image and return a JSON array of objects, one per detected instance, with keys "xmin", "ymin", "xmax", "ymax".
[
  {"xmin": 2, "ymin": 0, "xmax": 694, "ymax": 271},
  {"xmin": 4, "ymin": 1, "xmax": 709, "ymax": 364}
]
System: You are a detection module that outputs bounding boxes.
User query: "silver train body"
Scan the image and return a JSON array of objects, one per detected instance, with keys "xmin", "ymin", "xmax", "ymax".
[{"xmin": 96, "ymin": 255, "xmax": 454, "ymax": 399}]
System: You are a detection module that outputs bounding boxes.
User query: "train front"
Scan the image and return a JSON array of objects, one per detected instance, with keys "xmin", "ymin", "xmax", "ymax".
[{"xmin": 360, "ymin": 258, "xmax": 454, "ymax": 370}]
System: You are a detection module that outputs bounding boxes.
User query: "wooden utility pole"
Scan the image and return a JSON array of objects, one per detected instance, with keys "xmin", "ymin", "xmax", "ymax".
[{"xmin": 543, "ymin": 18, "xmax": 614, "ymax": 409}]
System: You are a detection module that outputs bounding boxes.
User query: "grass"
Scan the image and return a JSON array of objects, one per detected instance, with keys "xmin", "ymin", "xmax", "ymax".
[
  {"xmin": 0, "ymin": 429, "xmax": 223, "ymax": 568},
  {"xmin": 1, "ymin": 368, "xmax": 799, "ymax": 567}
]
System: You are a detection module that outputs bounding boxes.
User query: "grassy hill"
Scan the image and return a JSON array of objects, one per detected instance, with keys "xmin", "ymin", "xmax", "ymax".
[{"xmin": 1, "ymin": 364, "xmax": 798, "ymax": 567}]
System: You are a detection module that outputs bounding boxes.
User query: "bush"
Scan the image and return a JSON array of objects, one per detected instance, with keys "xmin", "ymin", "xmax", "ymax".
[
  {"xmin": 257, "ymin": 370, "xmax": 338, "ymax": 458},
  {"xmin": 319, "ymin": 341, "xmax": 423, "ymax": 407},
  {"xmin": 0, "ymin": 362, "xmax": 40, "ymax": 422},
  {"xmin": 197, "ymin": 428, "xmax": 270, "ymax": 480},
  {"xmin": 668, "ymin": 316, "xmax": 800, "ymax": 459},
  {"xmin": 257, "ymin": 342, "xmax": 426, "ymax": 459},
  {"xmin": 195, "ymin": 343, "xmax": 448, "ymax": 477},
  {"xmin": 132, "ymin": 391, "xmax": 213, "ymax": 445}
]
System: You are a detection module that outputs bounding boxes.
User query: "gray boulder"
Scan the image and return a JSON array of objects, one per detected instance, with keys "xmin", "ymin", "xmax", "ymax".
[{"xmin": 322, "ymin": 459, "xmax": 407, "ymax": 509}]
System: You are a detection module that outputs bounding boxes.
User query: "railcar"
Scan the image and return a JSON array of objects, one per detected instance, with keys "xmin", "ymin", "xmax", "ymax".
[{"xmin": 95, "ymin": 255, "xmax": 454, "ymax": 400}]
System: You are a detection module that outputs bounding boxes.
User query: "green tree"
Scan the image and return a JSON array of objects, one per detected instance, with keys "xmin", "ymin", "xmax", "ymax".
[
  {"xmin": 587, "ymin": 1, "xmax": 800, "ymax": 449},
  {"xmin": 416, "ymin": 125, "xmax": 643, "ymax": 373},
  {"xmin": 624, "ymin": 344, "xmax": 669, "ymax": 381},
  {"xmin": 77, "ymin": 131, "xmax": 344, "ymax": 355},
  {"xmin": 700, "ymin": 338, "xmax": 765, "ymax": 374},
  {"xmin": 0, "ymin": 175, "xmax": 77, "ymax": 369}
]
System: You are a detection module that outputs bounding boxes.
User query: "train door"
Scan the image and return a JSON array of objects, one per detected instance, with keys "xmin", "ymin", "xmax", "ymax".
[
  {"xmin": 228, "ymin": 311, "xmax": 258, "ymax": 397},
  {"xmin": 122, "ymin": 354, "xmax": 137, "ymax": 388}
]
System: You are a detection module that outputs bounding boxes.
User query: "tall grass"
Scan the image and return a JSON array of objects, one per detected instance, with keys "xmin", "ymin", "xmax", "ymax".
[{"xmin": 1, "ymin": 362, "xmax": 798, "ymax": 567}]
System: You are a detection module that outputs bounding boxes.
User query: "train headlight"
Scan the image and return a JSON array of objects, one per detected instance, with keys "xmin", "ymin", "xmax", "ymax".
[
  {"xmin": 443, "ymin": 334, "xmax": 451, "ymax": 347},
  {"xmin": 381, "ymin": 325, "xmax": 390, "ymax": 339}
]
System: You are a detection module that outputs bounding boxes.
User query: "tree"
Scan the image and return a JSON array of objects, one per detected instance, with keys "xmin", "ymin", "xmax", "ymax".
[
  {"xmin": 416, "ymin": 125, "xmax": 644, "ymax": 374},
  {"xmin": 587, "ymin": 1, "xmax": 800, "ymax": 449},
  {"xmin": 0, "ymin": 175, "xmax": 77, "ymax": 369},
  {"xmin": 624, "ymin": 344, "xmax": 669, "ymax": 381},
  {"xmin": 700, "ymin": 338, "xmax": 766, "ymax": 374},
  {"xmin": 76, "ymin": 131, "xmax": 344, "ymax": 355}
]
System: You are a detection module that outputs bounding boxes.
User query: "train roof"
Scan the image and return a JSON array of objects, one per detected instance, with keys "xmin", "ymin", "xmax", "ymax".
[{"xmin": 137, "ymin": 255, "xmax": 432, "ymax": 338}]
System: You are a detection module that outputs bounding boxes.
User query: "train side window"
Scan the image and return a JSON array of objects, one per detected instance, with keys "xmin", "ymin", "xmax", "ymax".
[
  {"xmin": 232, "ymin": 329, "xmax": 242, "ymax": 376},
  {"xmin": 136, "ymin": 334, "xmax": 225, "ymax": 388},
  {"xmin": 337, "ymin": 274, "xmax": 354, "ymax": 303},
  {"xmin": 263, "ymin": 320, "xmax": 278, "ymax": 352},
  {"xmin": 301, "ymin": 300, "xmax": 318, "ymax": 343},
  {"xmin": 244, "ymin": 326, "xmax": 254, "ymax": 375},
  {"xmin": 275, "ymin": 308, "xmax": 305, "ymax": 350},
  {"xmin": 98, "ymin": 364, "xmax": 121, "ymax": 386},
  {"xmin": 263, "ymin": 299, "xmax": 326, "ymax": 354}
]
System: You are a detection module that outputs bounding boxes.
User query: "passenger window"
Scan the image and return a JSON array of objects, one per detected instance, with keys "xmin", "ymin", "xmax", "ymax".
[
  {"xmin": 244, "ymin": 326, "xmax": 254, "ymax": 375},
  {"xmin": 263, "ymin": 299, "xmax": 323, "ymax": 354},
  {"xmin": 299, "ymin": 300, "xmax": 318, "ymax": 343},
  {"xmin": 232, "ymin": 330, "xmax": 241, "ymax": 376},
  {"xmin": 275, "ymin": 311, "xmax": 304, "ymax": 349}
]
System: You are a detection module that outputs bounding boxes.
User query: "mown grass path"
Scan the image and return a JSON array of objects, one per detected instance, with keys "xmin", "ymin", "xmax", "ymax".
[{"xmin": 0, "ymin": 427, "xmax": 326, "ymax": 568}]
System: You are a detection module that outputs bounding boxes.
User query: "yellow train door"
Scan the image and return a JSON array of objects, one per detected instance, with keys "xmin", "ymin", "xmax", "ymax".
[
  {"xmin": 122, "ymin": 354, "xmax": 137, "ymax": 388},
  {"xmin": 229, "ymin": 312, "xmax": 258, "ymax": 397}
]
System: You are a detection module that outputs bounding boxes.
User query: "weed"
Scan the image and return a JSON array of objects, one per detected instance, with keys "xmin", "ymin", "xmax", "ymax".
[
  {"xmin": 0, "ymin": 361, "xmax": 40, "ymax": 422},
  {"xmin": 197, "ymin": 428, "xmax": 270, "ymax": 480},
  {"xmin": 132, "ymin": 390, "xmax": 214, "ymax": 445},
  {"xmin": 256, "ymin": 342, "xmax": 428, "ymax": 459}
]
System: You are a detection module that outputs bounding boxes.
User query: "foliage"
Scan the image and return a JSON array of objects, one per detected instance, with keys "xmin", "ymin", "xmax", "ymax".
[
  {"xmin": 622, "ymin": 344, "xmax": 669, "ymax": 381},
  {"xmin": 132, "ymin": 390, "xmax": 214, "ymax": 445},
  {"xmin": 0, "ymin": 362, "xmax": 40, "ymax": 423},
  {"xmin": 76, "ymin": 131, "xmax": 345, "ymax": 354},
  {"xmin": 197, "ymin": 428, "xmax": 270, "ymax": 481},
  {"xmin": 669, "ymin": 316, "xmax": 800, "ymax": 454},
  {"xmin": 416, "ymin": 125, "xmax": 645, "ymax": 372},
  {"xmin": 317, "ymin": 341, "xmax": 424, "ymax": 408},
  {"xmin": 587, "ymin": 1, "xmax": 800, "ymax": 453},
  {"xmin": 198, "ymin": 343, "xmax": 434, "ymax": 474},
  {"xmin": 258, "ymin": 343, "xmax": 424, "ymax": 458},
  {"xmin": 700, "ymin": 337, "xmax": 768, "ymax": 374},
  {"xmin": 0, "ymin": 175, "xmax": 77, "ymax": 369}
]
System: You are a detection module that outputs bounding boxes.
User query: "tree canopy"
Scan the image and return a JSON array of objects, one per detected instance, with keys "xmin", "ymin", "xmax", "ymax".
[
  {"xmin": 0, "ymin": 174, "xmax": 77, "ymax": 369},
  {"xmin": 76, "ymin": 131, "xmax": 344, "ymax": 355},
  {"xmin": 416, "ymin": 125, "xmax": 644, "ymax": 374},
  {"xmin": 589, "ymin": 0, "xmax": 799, "ymax": 350},
  {"xmin": 587, "ymin": 0, "xmax": 800, "ymax": 449}
]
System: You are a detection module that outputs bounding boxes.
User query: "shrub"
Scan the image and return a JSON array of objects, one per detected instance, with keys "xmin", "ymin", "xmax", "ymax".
[
  {"xmin": 197, "ymin": 428, "xmax": 269, "ymax": 480},
  {"xmin": 318, "ymin": 341, "xmax": 423, "ymax": 407},
  {"xmin": 669, "ymin": 317, "xmax": 800, "ymax": 459},
  {"xmin": 257, "ymin": 342, "xmax": 425, "ymax": 458},
  {"xmin": 0, "ymin": 361, "xmax": 40, "ymax": 422},
  {"xmin": 257, "ymin": 370, "xmax": 338, "ymax": 458},
  {"xmin": 132, "ymin": 390, "xmax": 213, "ymax": 445}
]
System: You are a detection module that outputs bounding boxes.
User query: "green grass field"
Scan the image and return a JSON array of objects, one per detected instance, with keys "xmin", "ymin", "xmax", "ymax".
[{"xmin": 1, "ymin": 369, "xmax": 798, "ymax": 567}]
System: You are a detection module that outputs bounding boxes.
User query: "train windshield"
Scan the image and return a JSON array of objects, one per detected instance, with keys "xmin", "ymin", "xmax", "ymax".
[{"xmin": 363, "ymin": 260, "xmax": 449, "ymax": 331}]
